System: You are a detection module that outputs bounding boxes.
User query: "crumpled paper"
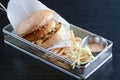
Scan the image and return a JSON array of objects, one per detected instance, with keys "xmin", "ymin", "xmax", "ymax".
[{"xmin": 7, "ymin": 0, "xmax": 70, "ymax": 49}]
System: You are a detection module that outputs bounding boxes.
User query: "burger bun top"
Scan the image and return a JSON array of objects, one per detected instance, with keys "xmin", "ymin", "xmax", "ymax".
[{"xmin": 17, "ymin": 9, "xmax": 53, "ymax": 37}]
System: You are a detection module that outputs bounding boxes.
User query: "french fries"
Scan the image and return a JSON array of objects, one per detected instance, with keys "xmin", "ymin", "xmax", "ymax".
[{"xmin": 43, "ymin": 30, "xmax": 94, "ymax": 69}]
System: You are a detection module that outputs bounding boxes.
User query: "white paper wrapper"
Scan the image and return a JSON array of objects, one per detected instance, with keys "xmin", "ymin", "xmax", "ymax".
[{"xmin": 7, "ymin": 0, "xmax": 70, "ymax": 49}]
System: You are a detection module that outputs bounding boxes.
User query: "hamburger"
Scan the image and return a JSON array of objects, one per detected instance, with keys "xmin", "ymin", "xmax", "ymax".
[{"xmin": 17, "ymin": 9, "xmax": 63, "ymax": 48}]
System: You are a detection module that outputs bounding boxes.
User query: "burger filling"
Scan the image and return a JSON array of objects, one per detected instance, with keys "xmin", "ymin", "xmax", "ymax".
[{"xmin": 23, "ymin": 20, "xmax": 61, "ymax": 45}]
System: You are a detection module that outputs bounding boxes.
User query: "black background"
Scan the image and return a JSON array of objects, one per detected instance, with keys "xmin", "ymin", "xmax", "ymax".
[{"xmin": 0, "ymin": 0, "xmax": 120, "ymax": 80}]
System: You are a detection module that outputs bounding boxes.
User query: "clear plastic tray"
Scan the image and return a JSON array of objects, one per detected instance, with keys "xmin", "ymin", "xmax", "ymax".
[{"xmin": 3, "ymin": 24, "xmax": 113, "ymax": 79}]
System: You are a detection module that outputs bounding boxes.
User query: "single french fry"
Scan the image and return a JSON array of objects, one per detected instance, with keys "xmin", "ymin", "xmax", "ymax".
[
  {"xmin": 57, "ymin": 48, "xmax": 66, "ymax": 56},
  {"xmin": 42, "ymin": 53, "xmax": 49, "ymax": 59},
  {"xmin": 70, "ymin": 30, "xmax": 76, "ymax": 44},
  {"xmin": 75, "ymin": 37, "xmax": 82, "ymax": 42},
  {"xmin": 52, "ymin": 48, "xmax": 61, "ymax": 54},
  {"xmin": 50, "ymin": 49, "xmax": 55, "ymax": 52},
  {"xmin": 70, "ymin": 30, "xmax": 75, "ymax": 39}
]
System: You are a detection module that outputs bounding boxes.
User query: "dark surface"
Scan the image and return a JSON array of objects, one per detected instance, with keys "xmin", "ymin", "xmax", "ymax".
[{"xmin": 0, "ymin": 0, "xmax": 120, "ymax": 80}]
